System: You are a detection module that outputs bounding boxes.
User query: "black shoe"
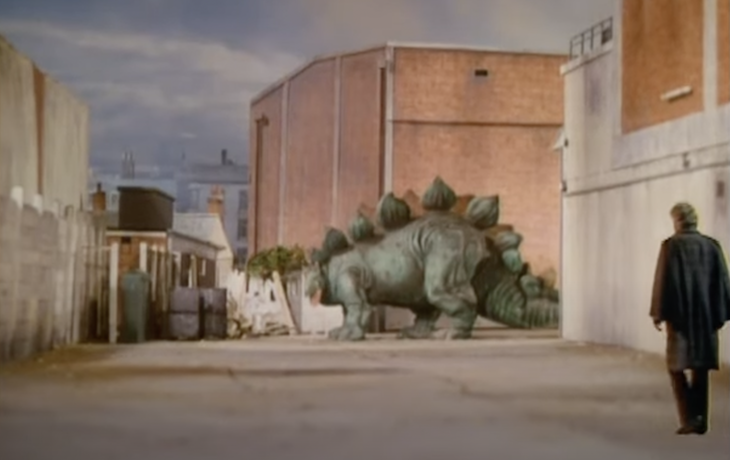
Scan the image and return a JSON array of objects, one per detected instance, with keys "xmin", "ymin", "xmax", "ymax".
[
  {"xmin": 676, "ymin": 425, "xmax": 696, "ymax": 435},
  {"xmin": 676, "ymin": 418, "xmax": 708, "ymax": 435},
  {"xmin": 691, "ymin": 420, "xmax": 708, "ymax": 435}
]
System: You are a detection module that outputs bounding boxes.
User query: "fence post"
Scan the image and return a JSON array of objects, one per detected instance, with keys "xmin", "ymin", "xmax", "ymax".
[
  {"xmin": 0, "ymin": 187, "xmax": 24, "ymax": 360},
  {"xmin": 139, "ymin": 242, "xmax": 148, "ymax": 272},
  {"xmin": 52, "ymin": 202, "xmax": 66, "ymax": 348},
  {"xmin": 109, "ymin": 242, "xmax": 119, "ymax": 344},
  {"xmin": 70, "ymin": 214, "xmax": 85, "ymax": 344},
  {"xmin": 95, "ymin": 225, "xmax": 105, "ymax": 339},
  {"xmin": 63, "ymin": 207, "xmax": 78, "ymax": 345},
  {"xmin": 83, "ymin": 217, "xmax": 95, "ymax": 342},
  {"xmin": 150, "ymin": 245, "xmax": 159, "ymax": 302}
]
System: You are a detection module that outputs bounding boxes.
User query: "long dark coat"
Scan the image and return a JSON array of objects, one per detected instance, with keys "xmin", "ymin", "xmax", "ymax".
[{"xmin": 650, "ymin": 229, "xmax": 730, "ymax": 370}]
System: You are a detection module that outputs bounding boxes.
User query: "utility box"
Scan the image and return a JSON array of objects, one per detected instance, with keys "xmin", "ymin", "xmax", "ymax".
[
  {"xmin": 118, "ymin": 186, "xmax": 174, "ymax": 231},
  {"xmin": 120, "ymin": 269, "xmax": 151, "ymax": 343}
]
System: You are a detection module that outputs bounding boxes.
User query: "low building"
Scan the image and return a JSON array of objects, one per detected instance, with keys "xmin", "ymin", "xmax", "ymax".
[
  {"xmin": 173, "ymin": 212, "xmax": 234, "ymax": 288},
  {"xmin": 559, "ymin": 0, "xmax": 730, "ymax": 365},
  {"xmin": 93, "ymin": 185, "xmax": 225, "ymax": 288},
  {"xmin": 250, "ymin": 42, "xmax": 565, "ymax": 279}
]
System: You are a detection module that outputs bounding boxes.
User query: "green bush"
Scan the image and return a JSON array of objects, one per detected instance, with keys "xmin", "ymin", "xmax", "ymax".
[{"xmin": 246, "ymin": 245, "xmax": 308, "ymax": 279}]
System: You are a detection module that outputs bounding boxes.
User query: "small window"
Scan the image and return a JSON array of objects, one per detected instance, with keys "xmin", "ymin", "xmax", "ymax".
[
  {"xmin": 237, "ymin": 218, "xmax": 248, "ymax": 240},
  {"xmin": 474, "ymin": 69, "xmax": 489, "ymax": 78}
]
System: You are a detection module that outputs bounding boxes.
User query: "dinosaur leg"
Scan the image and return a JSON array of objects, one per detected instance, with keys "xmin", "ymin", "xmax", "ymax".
[
  {"xmin": 424, "ymin": 263, "xmax": 478, "ymax": 340},
  {"xmin": 398, "ymin": 307, "xmax": 441, "ymax": 339},
  {"xmin": 328, "ymin": 272, "xmax": 371, "ymax": 341},
  {"xmin": 327, "ymin": 306, "xmax": 349, "ymax": 339}
]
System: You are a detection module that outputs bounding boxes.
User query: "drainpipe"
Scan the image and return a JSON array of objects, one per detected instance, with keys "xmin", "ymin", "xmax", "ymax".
[{"xmin": 553, "ymin": 129, "xmax": 568, "ymax": 338}]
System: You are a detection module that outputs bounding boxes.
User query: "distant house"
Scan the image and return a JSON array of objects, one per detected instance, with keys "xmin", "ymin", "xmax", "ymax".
[
  {"xmin": 175, "ymin": 149, "xmax": 249, "ymax": 264},
  {"xmin": 89, "ymin": 149, "xmax": 250, "ymax": 264},
  {"xmin": 88, "ymin": 152, "xmax": 177, "ymax": 212}
]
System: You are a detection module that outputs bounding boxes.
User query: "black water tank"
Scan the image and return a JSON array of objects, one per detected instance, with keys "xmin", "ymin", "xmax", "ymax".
[{"xmin": 118, "ymin": 186, "xmax": 174, "ymax": 231}]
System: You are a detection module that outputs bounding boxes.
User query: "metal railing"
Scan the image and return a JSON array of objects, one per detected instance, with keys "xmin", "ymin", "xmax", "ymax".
[{"xmin": 569, "ymin": 17, "xmax": 613, "ymax": 60}]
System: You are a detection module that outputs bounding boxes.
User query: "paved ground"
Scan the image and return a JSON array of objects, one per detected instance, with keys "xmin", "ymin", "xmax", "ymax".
[{"xmin": 0, "ymin": 331, "xmax": 728, "ymax": 460}]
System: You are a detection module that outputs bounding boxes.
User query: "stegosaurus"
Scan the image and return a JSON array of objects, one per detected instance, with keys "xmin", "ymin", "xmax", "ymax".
[{"xmin": 305, "ymin": 176, "xmax": 559, "ymax": 341}]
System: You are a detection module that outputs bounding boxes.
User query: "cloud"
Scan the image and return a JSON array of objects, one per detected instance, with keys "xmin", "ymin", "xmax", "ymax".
[
  {"xmin": 0, "ymin": 18, "xmax": 304, "ymax": 166},
  {"xmin": 282, "ymin": 0, "xmax": 614, "ymax": 55},
  {"xmin": 0, "ymin": 0, "xmax": 615, "ymax": 170}
]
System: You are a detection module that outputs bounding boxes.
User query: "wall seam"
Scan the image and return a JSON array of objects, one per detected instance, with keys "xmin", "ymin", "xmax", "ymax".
[
  {"xmin": 705, "ymin": 0, "xmax": 719, "ymax": 111},
  {"xmin": 384, "ymin": 45, "xmax": 395, "ymax": 193},
  {"xmin": 331, "ymin": 57, "xmax": 343, "ymax": 225},
  {"xmin": 277, "ymin": 82, "xmax": 290, "ymax": 245}
]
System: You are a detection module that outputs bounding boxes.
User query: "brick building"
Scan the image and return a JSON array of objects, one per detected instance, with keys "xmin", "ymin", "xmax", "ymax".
[
  {"xmin": 560, "ymin": 0, "xmax": 730, "ymax": 365},
  {"xmin": 250, "ymin": 42, "xmax": 566, "ymax": 276}
]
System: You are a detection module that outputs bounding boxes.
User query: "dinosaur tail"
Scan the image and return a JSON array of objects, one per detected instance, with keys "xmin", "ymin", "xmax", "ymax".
[{"xmin": 472, "ymin": 252, "xmax": 560, "ymax": 329}]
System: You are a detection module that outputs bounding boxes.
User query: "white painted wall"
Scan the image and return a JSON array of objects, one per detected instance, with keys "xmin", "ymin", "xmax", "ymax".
[
  {"xmin": 562, "ymin": 163, "xmax": 730, "ymax": 365},
  {"xmin": 561, "ymin": 18, "xmax": 730, "ymax": 365}
]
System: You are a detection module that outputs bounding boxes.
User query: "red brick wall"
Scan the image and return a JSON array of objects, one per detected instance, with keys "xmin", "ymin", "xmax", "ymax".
[
  {"xmin": 391, "ymin": 48, "xmax": 564, "ymax": 277},
  {"xmin": 621, "ymin": 0, "xmax": 704, "ymax": 133},
  {"xmin": 249, "ymin": 87, "xmax": 283, "ymax": 253},
  {"xmin": 335, "ymin": 50, "xmax": 385, "ymax": 229},
  {"xmin": 720, "ymin": 0, "xmax": 730, "ymax": 105},
  {"xmin": 393, "ymin": 48, "xmax": 565, "ymax": 124},
  {"xmin": 392, "ymin": 125, "xmax": 561, "ymax": 276},
  {"xmin": 250, "ymin": 46, "xmax": 565, "ymax": 271},
  {"xmin": 282, "ymin": 59, "xmax": 336, "ymax": 249}
]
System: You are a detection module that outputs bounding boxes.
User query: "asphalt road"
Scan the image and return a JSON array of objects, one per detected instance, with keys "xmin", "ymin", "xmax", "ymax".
[{"xmin": 0, "ymin": 333, "xmax": 728, "ymax": 460}]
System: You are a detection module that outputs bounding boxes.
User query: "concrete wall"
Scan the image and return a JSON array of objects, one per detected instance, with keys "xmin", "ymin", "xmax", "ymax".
[
  {"xmin": 561, "ymin": 0, "xmax": 730, "ymax": 365},
  {"xmin": 0, "ymin": 188, "xmax": 106, "ymax": 363},
  {"xmin": 0, "ymin": 35, "xmax": 90, "ymax": 210},
  {"xmin": 391, "ymin": 48, "xmax": 565, "ymax": 275}
]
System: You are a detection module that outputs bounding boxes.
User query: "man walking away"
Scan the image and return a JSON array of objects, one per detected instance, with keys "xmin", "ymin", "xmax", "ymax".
[{"xmin": 650, "ymin": 202, "xmax": 730, "ymax": 435}]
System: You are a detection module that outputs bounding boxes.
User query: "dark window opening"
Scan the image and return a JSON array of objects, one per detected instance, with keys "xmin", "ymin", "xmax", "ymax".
[
  {"xmin": 474, "ymin": 69, "xmax": 489, "ymax": 78},
  {"xmin": 121, "ymin": 236, "xmax": 132, "ymax": 244}
]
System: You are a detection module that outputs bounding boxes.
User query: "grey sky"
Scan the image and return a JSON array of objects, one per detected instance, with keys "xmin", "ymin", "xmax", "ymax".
[{"xmin": 0, "ymin": 0, "xmax": 614, "ymax": 169}]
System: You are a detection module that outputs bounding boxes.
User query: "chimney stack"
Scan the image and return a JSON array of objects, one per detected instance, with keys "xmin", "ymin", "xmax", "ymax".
[
  {"xmin": 92, "ymin": 182, "xmax": 106, "ymax": 212},
  {"xmin": 221, "ymin": 149, "xmax": 228, "ymax": 165},
  {"xmin": 207, "ymin": 185, "xmax": 225, "ymax": 222}
]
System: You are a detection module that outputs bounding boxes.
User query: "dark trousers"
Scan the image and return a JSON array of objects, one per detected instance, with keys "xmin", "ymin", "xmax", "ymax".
[{"xmin": 669, "ymin": 368, "xmax": 709, "ymax": 427}]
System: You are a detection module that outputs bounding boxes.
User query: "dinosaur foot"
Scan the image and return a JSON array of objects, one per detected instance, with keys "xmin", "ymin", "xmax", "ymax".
[
  {"xmin": 431, "ymin": 329, "xmax": 473, "ymax": 340},
  {"xmin": 397, "ymin": 325, "xmax": 435, "ymax": 340},
  {"xmin": 327, "ymin": 325, "xmax": 366, "ymax": 341}
]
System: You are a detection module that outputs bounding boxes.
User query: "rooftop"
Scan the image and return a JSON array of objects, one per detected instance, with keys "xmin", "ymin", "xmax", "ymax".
[{"xmin": 251, "ymin": 41, "xmax": 567, "ymax": 105}]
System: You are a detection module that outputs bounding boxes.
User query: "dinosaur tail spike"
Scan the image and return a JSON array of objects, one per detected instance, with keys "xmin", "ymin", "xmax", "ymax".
[
  {"xmin": 349, "ymin": 212, "xmax": 376, "ymax": 242},
  {"xmin": 376, "ymin": 192, "xmax": 412, "ymax": 230}
]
